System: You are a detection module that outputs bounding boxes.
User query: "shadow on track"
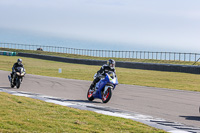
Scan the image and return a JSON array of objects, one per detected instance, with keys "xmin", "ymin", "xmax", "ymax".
[
  {"xmin": 48, "ymin": 97, "xmax": 101, "ymax": 104},
  {"xmin": 180, "ymin": 116, "xmax": 200, "ymax": 122},
  {"xmin": 0, "ymin": 86, "xmax": 12, "ymax": 89},
  {"xmin": 63, "ymin": 99, "xmax": 101, "ymax": 104}
]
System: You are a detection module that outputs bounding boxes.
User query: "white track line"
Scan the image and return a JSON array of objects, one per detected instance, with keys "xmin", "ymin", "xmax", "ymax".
[{"xmin": 1, "ymin": 88, "xmax": 199, "ymax": 133}]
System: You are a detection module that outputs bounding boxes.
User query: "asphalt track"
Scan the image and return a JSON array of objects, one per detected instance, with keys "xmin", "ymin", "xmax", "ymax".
[{"xmin": 0, "ymin": 70, "xmax": 200, "ymax": 131}]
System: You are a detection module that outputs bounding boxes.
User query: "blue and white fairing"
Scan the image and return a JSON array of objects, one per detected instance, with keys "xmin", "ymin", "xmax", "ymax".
[{"xmin": 93, "ymin": 71, "xmax": 118, "ymax": 99}]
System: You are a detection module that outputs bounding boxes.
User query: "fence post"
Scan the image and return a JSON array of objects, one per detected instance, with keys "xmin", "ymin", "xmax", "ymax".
[
  {"xmin": 156, "ymin": 52, "xmax": 158, "ymax": 60},
  {"xmin": 132, "ymin": 51, "xmax": 134, "ymax": 58},
  {"xmin": 174, "ymin": 53, "xmax": 176, "ymax": 61},
  {"xmin": 136, "ymin": 51, "xmax": 137, "ymax": 59},
  {"xmin": 189, "ymin": 53, "xmax": 191, "ymax": 62},
  {"xmin": 139, "ymin": 51, "xmax": 141, "ymax": 59},
  {"xmin": 184, "ymin": 53, "xmax": 186, "ymax": 61},
  {"xmin": 152, "ymin": 52, "xmax": 154, "ymax": 59}
]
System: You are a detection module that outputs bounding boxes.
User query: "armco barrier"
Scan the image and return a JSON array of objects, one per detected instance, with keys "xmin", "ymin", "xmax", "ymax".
[
  {"xmin": 18, "ymin": 52, "xmax": 106, "ymax": 66},
  {"xmin": 17, "ymin": 52, "xmax": 200, "ymax": 74}
]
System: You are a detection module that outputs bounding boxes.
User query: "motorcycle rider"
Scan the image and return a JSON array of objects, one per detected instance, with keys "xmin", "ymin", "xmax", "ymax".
[
  {"xmin": 11, "ymin": 58, "xmax": 24, "ymax": 83},
  {"xmin": 90, "ymin": 59, "xmax": 116, "ymax": 89}
]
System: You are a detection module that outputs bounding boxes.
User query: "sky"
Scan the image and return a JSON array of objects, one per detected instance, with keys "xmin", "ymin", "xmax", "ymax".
[{"xmin": 0, "ymin": 0, "xmax": 200, "ymax": 52}]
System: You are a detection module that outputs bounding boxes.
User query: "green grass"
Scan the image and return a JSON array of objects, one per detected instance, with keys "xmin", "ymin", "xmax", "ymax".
[
  {"xmin": 1, "ymin": 55, "xmax": 200, "ymax": 91},
  {"xmin": 0, "ymin": 92, "xmax": 165, "ymax": 133},
  {"xmin": 1, "ymin": 48, "xmax": 199, "ymax": 65}
]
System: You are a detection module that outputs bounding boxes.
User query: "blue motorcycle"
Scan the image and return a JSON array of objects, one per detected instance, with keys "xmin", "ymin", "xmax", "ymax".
[{"xmin": 87, "ymin": 71, "xmax": 118, "ymax": 103}]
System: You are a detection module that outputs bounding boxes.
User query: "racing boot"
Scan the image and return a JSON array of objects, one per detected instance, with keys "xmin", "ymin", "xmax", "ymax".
[
  {"xmin": 11, "ymin": 73, "xmax": 15, "ymax": 84},
  {"xmin": 89, "ymin": 83, "xmax": 95, "ymax": 90},
  {"xmin": 10, "ymin": 74, "xmax": 13, "ymax": 83}
]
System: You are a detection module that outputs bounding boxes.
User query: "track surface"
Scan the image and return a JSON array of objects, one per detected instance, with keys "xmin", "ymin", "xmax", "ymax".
[{"xmin": 0, "ymin": 70, "xmax": 200, "ymax": 129}]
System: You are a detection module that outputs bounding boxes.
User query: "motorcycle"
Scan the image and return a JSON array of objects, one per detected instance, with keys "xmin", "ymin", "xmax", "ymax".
[
  {"xmin": 8, "ymin": 67, "xmax": 26, "ymax": 89},
  {"xmin": 87, "ymin": 71, "xmax": 118, "ymax": 103}
]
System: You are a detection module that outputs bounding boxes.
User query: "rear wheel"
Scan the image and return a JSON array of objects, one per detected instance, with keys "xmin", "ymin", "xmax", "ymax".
[
  {"xmin": 87, "ymin": 87, "xmax": 94, "ymax": 101},
  {"xmin": 102, "ymin": 87, "xmax": 112, "ymax": 103}
]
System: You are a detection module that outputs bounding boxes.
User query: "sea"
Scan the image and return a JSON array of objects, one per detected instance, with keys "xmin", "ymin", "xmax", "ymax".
[
  {"xmin": 0, "ymin": 28, "xmax": 135, "ymax": 51},
  {"xmin": 1, "ymin": 28, "xmax": 200, "ymax": 62},
  {"xmin": 0, "ymin": 28, "xmax": 172, "ymax": 52}
]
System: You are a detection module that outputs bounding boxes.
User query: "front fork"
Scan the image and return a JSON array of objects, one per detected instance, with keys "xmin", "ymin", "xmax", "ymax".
[{"xmin": 104, "ymin": 86, "xmax": 113, "ymax": 94}]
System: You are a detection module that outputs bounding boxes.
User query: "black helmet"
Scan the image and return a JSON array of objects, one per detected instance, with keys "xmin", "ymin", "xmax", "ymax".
[
  {"xmin": 107, "ymin": 59, "xmax": 115, "ymax": 69},
  {"xmin": 17, "ymin": 58, "xmax": 22, "ymax": 65}
]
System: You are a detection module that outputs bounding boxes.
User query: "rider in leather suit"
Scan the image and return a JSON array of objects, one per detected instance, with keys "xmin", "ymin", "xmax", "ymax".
[
  {"xmin": 90, "ymin": 59, "xmax": 116, "ymax": 89},
  {"xmin": 11, "ymin": 58, "xmax": 24, "ymax": 82}
]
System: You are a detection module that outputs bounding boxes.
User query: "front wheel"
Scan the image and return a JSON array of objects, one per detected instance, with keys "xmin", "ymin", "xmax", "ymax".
[
  {"xmin": 16, "ymin": 78, "xmax": 21, "ymax": 89},
  {"xmin": 10, "ymin": 77, "xmax": 14, "ymax": 88},
  {"xmin": 10, "ymin": 82, "xmax": 14, "ymax": 88},
  {"xmin": 102, "ymin": 88, "xmax": 112, "ymax": 103},
  {"xmin": 87, "ymin": 87, "xmax": 94, "ymax": 101}
]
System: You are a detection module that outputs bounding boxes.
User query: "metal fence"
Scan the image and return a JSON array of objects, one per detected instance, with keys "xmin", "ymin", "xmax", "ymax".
[{"xmin": 0, "ymin": 42, "xmax": 200, "ymax": 62}]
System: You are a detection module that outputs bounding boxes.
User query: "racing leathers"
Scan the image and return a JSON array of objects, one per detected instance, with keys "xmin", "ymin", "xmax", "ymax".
[
  {"xmin": 90, "ymin": 64, "xmax": 116, "ymax": 89},
  {"xmin": 11, "ymin": 62, "xmax": 24, "ymax": 81}
]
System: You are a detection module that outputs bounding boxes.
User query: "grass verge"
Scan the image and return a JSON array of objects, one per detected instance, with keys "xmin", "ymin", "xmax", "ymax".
[
  {"xmin": 0, "ymin": 92, "xmax": 165, "ymax": 133},
  {"xmin": 0, "ymin": 48, "xmax": 199, "ymax": 65},
  {"xmin": 1, "ymin": 55, "xmax": 200, "ymax": 91}
]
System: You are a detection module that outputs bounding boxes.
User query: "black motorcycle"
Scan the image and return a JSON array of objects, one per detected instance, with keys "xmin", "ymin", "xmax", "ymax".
[{"xmin": 8, "ymin": 67, "xmax": 26, "ymax": 89}]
